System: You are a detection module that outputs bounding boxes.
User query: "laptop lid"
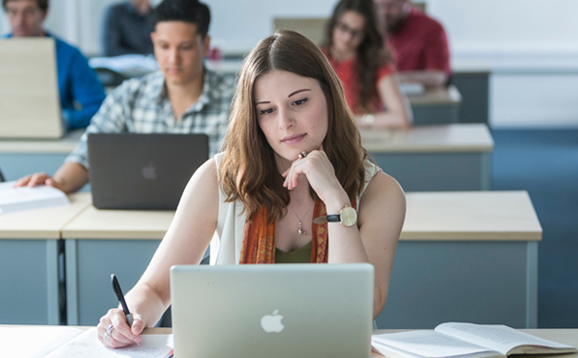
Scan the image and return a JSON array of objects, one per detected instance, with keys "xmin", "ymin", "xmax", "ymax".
[
  {"xmin": 87, "ymin": 133, "xmax": 208, "ymax": 210},
  {"xmin": 170, "ymin": 263, "xmax": 374, "ymax": 358},
  {"xmin": 0, "ymin": 38, "xmax": 63, "ymax": 139}
]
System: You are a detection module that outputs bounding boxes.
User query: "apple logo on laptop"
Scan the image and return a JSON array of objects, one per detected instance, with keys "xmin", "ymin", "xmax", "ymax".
[
  {"xmin": 142, "ymin": 163, "xmax": 157, "ymax": 180},
  {"xmin": 260, "ymin": 310, "xmax": 284, "ymax": 333}
]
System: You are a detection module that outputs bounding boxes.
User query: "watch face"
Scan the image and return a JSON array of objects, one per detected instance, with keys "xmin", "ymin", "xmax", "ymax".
[{"xmin": 341, "ymin": 206, "xmax": 358, "ymax": 227}]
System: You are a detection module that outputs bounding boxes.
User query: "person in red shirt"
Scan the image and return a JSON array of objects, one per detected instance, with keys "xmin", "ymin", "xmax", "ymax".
[
  {"xmin": 374, "ymin": 0, "xmax": 451, "ymax": 88},
  {"xmin": 322, "ymin": 0, "xmax": 412, "ymax": 129}
]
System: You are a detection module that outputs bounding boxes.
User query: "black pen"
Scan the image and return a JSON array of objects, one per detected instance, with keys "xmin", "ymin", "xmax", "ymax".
[{"xmin": 111, "ymin": 274, "xmax": 133, "ymax": 327}]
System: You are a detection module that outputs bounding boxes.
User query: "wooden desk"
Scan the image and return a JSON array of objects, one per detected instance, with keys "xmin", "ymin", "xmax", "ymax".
[
  {"xmin": 61, "ymin": 191, "xmax": 539, "ymax": 330},
  {"xmin": 61, "ymin": 197, "xmax": 175, "ymax": 325},
  {"xmin": 0, "ymin": 129, "xmax": 83, "ymax": 181},
  {"xmin": 0, "ymin": 194, "xmax": 91, "ymax": 325},
  {"xmin": 2, "ymin": 325, "xmax": 575, "ymax": 357},
  {"xmin": 379, "ymin": 191, "xmax": 541, "ymax": 329},
  {"xmin": 361, "ymin": 123, "xmax": 494, "ymax": 191}
]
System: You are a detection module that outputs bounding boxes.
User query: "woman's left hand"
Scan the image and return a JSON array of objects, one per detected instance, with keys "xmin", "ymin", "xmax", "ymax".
[{"xmin": 282, "ymin": 148, "xmax": 349, "ymax": 209}]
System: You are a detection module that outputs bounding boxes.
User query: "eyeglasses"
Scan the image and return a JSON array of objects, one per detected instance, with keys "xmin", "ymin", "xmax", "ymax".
[
  {"xmin": 335, "ymin": 21, "xmax": 365, "ymax": 39},
  {"xmin": 6, "ymin": 8, "xmax": 42, "ymax": 19}
]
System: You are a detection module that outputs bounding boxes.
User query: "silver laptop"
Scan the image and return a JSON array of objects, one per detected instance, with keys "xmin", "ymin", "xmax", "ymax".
[
  {"xmin": 170, "ymin": 263, "xmax": 374, "ymax": 358},
  {"xmin": 0, "ymin": 38, "xmax": 63, "ymax": 139},
  {"xmin": 87, "ymin": 133, "xmax": 208, "ymax": 210}
]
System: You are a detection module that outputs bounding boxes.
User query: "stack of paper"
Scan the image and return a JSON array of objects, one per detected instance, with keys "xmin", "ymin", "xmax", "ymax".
[
  {"xmin": 0, "ymin": 326, "xmax": 173, "ymax": 358},
  {"xmin": 0, "ymin": 181, "xmax": 70, "ymax": 214}
]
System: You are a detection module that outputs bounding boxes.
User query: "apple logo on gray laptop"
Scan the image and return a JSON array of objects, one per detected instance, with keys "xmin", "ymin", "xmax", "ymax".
[
  {"xmin": 260, "ymin": 310, "xmax": 284, "ymax": 333},
  {"xmin": 142, "ymin": 163, "xmax": 157, "ymax": 180}
]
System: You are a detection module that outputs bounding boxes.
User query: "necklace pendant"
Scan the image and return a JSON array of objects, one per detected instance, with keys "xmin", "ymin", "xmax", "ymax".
[{"xmin": 298, "ymin": 221, "xmax": 306, "ymax": 236}]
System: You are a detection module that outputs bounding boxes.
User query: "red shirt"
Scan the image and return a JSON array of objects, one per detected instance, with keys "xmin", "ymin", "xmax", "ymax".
[
  {"xmin": 388, "ymin": 7, "xmax": 451, "ymax": 76},
  {"xmin": 323, "ymin": 49, "xmax": 395, "ymax": 113}
]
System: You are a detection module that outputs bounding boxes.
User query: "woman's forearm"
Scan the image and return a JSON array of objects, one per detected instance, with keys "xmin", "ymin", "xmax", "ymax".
[{"xmin": 124, "ymin": 282, "xmax": 169, "ymax": 328}]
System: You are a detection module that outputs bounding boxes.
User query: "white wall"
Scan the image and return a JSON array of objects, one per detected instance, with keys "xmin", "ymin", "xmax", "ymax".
[
  {"xmin": 432, "ymin": 0, "xmax": 578, "ymax": 57},
  {"xmin": 208, "ymin": 0, "xmax": 336, "ymax": 54},
  {"xmin": 2, "ymin": 0, "xmax": 578, "ymax": 127}
]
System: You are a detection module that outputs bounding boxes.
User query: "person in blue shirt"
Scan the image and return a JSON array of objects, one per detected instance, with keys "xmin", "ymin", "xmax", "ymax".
[{"xmin": 2, "ymin": 0, "xmax": 106, "ymax": 130}]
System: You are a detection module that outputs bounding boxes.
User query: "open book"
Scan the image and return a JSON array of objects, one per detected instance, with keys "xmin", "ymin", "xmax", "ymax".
[
  {"xmin": 0, "ymin": 326, "xmax": 172, "ymax": 358},
  {"xmin": 0, "ymin": 181, "xmax": 69, "ymax": 214},
  {"xmin": 371, "ymin": 322, "xmax": 577, "ymax": 358}
]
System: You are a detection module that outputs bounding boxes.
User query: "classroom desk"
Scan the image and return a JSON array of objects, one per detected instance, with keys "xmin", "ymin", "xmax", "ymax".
[
  {"xmin": 1, "ymin": 325, "xmax": 575, "ymax": 357},
  {"xmin": 0, "ymin": 194, "xmax": 91, "ymax": 325},
  {"xmin": 61, "ymin": 190, "xmax": 540, "ymax": 329},
  {"xmin": 0, "ymin": 129, "xmax": 83, "ymax": 181},
  {"xmin": 61, "ymin": 199, "xmax": 174, "ymax": 325},
  {"xmin": 379, "ymin": 191, "xmax": 541, "ymax": 329},
  {"xmin": 361, "ymin": 123, "xmax": 494, "ymax": 191}
]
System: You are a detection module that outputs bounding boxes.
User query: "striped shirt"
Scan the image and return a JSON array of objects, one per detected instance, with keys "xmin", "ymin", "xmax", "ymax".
[{"xmin": 66, "ymin": 68, "xmax": 235, "ymax": 169}]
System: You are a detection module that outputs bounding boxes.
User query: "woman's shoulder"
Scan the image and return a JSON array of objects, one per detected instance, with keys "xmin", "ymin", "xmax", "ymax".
[
  {"xmin": 362, "ymin": 168, "xmax": 406, "ymax": 207},
  {"xmin": 191, "ymin": 157, "xmax": 219, "ymax": 188}
]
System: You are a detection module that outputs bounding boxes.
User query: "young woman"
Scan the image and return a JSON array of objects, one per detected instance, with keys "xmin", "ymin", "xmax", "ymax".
[
  {"xmin": 97, "ymin": 30, "xmax": 406, "ymax": 348},
  {"xmin": 323, "ymin": 0, "xmax": 412, "ymax": 129}
]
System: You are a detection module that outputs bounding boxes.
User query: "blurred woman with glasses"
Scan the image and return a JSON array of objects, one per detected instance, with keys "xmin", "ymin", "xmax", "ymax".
[{"xmin": 322, "ymin": 0, "xmax": 412, "ymax": 129}]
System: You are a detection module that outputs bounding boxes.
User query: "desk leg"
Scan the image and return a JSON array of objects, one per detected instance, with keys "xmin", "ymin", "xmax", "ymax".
[
  {"xmin": 65, "ymin": 240, "xmax": 79, "ymax": 325},
  {"xmin": 481, "ymin": 153, "xmax": 492, "ymax": 190},
  {"xmin": 47, "ymin": 240, "xmax": 60, "ymax": 325},
  {"xmin": 527, "ymin": 242, "xmax": 538, "ymax": 328}
]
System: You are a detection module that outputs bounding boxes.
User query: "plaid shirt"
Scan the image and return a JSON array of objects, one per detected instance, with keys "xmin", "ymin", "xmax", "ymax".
[{"xmin": 66, "ymin": 68, "xmax": 235, "ymax": 169}]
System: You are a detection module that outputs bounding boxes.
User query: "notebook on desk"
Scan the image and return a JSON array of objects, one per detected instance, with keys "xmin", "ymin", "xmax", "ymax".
[
  {"xmin": 87, "ymin": 133, "xmax": 208, "ymax": 210},
  {"xmin": 170, "ymin": 263, "xmax": 374, "ymax": 358},
  {"xmin": 0, "ymin": 38, "xmax": 63, "ymax": 139}
]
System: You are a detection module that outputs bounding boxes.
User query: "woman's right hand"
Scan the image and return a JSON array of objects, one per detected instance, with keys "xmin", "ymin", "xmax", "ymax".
[{"xmin": 98, "ymin": 308, "xmax": 144, "ymax": 348}]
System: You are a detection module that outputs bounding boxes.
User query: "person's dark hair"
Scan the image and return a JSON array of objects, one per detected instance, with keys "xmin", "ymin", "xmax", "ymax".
[
  {"xmin": 152, "ymin": 0, "xmax": 210, "ymax": 38},
  {"xmin": 220, "ymin": 30, "xmax": 369, "ymax": 222},
  {"xmin": 2, "ymin": 0, "xmax": 48, "ymax": 11},
  {"xmin": 323, "ymin": 0, "xmax": 392, "ymax": 112}
]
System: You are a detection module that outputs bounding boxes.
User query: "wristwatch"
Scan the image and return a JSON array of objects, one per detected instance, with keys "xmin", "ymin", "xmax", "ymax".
[{"xmin": 313, "ymin": 205, "xmax": 358, "ymax": 227}]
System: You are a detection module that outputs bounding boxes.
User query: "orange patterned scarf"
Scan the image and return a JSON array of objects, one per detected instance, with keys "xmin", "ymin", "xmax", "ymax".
[{"xmin": 239, "ymin": 200, "xmax": 329, "ymax": 264}]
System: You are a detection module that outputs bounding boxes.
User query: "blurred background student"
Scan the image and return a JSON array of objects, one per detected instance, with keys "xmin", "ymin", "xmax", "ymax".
[
  {"xmin": 2, "ymin": 0, "xmax": 105, "ymax": 130},
  {"xmin": 374, "ymin": 0, "xmax": 451, "ymax": 88},
  {"xmin": 102, "ymin": 0, "xmax": 154, "ymax": 56},
  {"xmin": 322, "ymin": 0, "xmax": 412, "ymax": 129}
]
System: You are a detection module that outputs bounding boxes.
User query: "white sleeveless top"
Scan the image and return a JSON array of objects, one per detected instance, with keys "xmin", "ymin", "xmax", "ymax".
[{"xmin": 209, "ymin": 152, "xmax": 382, "ymax": 265}]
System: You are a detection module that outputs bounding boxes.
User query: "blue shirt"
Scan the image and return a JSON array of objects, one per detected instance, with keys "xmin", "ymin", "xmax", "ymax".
[{"xmin": 4, "ymin": 32, "xmax": 106, "ymax": 130}]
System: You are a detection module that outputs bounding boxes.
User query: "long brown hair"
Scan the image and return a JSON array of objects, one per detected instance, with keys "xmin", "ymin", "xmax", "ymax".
[
  {"xmin": 323, "ymin": 0, "xmax": 392, "ymax": 112},
  {"xmin": 219, "ymin": 30, "xmax": 369, "ymax": 222}
]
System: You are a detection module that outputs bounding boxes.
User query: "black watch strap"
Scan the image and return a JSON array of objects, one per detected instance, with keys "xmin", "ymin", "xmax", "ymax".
[{"xmin": 325, "ymin": 214, "xmax": 340, "ymax": 223}]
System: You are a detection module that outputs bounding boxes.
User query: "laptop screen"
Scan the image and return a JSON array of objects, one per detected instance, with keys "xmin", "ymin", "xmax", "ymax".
[
  {"xmin": 170, "ymin": 263, "xmax": 374, "ymax": 358},
  {"xmin": 88, "ymin": 133, "xmax": 209, "ymax": 210},
  {"xmin": 0, "ymin": 38, "xmax": 62, "ymax": 139}
]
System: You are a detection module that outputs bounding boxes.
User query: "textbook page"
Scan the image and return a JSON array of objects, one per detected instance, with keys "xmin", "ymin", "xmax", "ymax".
[
  {"xmin": 0, "ymin": 181, "xmax": 69, "ymax": 214},
  {"xmin": 435, "ymin": 322, "xmax": 577, "ymax": 355},
  {"xmin": 371, "ymin": 330, "xmax": 502, "ymax": 358},
  {"xmin": 0, "ymin": 326, "xmax": 84, "ymax": 358},
  {"xmin": 44, "ymin": 327, "xmax": 173, "ymax": 358}
]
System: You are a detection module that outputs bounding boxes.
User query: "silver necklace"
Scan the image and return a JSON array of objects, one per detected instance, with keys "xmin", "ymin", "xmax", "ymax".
[{"xmin": 289, "ymin": 202, "xmax": 315, "ymax": 236}]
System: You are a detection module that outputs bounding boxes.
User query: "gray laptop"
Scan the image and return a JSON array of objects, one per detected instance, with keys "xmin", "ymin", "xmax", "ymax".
[
  {"xmin": 87, "ymin": 133, "xmax": 208, "ymax": 210},
  {"xmin": 170, "ymin": 263, "xmax": 374, "ymax": 358}
]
